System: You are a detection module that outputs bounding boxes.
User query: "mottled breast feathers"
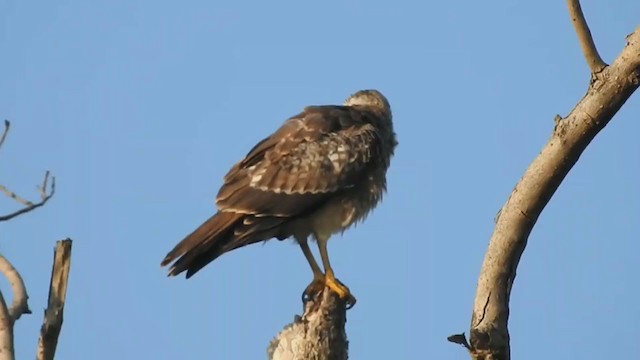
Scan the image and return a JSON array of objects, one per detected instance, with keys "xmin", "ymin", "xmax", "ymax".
[{"xmin": 215, "ymin": 105, "xmax": 385, "ymax": 217}]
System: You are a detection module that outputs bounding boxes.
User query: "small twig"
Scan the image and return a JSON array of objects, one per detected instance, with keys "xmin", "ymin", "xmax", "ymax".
[
  {"xmin": 36, "ymin": 239, "xmax": 72, "ymax": 360},
  {"xmin": 0, "ymin": 185, "xmax": 34, "ymax": 207},
  {"xmin": 567, "ymin": 0, "xmax": 607, "ymax": 73},
  {"xmin": 0, "ymin": 173, "xmax": 56, "ymax": 222},
  {"xmin": 39, "ymin": 171, "xmax": 50, "ymax": 200},
  {"xmin": 0, "ymin": 256, "xmax": 31, "ymax": 322},
  {"xmin": 0, "ymin": 121, "xmax": 9, "ymax": 152}
]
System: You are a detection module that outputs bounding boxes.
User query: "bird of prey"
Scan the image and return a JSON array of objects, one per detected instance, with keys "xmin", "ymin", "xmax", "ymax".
[{"xmin": 161, "ymin": 89, "xmax": 397, "ymax": 307}]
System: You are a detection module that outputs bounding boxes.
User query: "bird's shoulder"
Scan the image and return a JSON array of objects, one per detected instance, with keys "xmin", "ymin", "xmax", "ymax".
[{"xmin": 231, "ymin": 105, "xmax": 375, "ymax": 173}]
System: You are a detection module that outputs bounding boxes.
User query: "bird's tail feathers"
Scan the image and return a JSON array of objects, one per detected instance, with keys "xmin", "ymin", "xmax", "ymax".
[{"xmin": 161, "ymin": 211, "xmax": 242, "ymax": 277}]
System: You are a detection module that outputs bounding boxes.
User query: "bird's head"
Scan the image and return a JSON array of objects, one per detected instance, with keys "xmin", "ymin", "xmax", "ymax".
[
  {"xmin": 344, "ymin": 89, "xmax": 391, "ymax": 115},
  {"xmin": 344, "ymin": 89, "xmax": 397, "ymax": 150}
]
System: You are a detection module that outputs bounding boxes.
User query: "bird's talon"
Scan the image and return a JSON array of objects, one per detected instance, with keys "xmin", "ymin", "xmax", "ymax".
[
  {"xmin": 325, "ymin": 275, "xmax": 357, "ymax": 309},
  {"xmin": 302, "ymin": 276, "xmax": 325, "ymax": 304},
  {"xmin": 345, "ymin": 295, "xmax": 357, "ymax": 309}
]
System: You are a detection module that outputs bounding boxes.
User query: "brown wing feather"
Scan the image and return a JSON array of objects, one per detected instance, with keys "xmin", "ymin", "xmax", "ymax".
[{"xmin": 216, "ymin": 106, "xmax": 383, "ymax": 216}]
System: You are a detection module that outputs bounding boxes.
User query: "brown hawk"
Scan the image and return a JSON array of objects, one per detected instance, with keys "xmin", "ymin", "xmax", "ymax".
[{"xmin": 161, "ymin": 89, "xmax": 397, "ymax": 307}]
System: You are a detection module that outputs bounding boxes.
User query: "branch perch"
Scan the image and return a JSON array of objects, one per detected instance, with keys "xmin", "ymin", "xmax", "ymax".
[
  {"xmin": 268, "ymin": 290, "xmax": 349, "ymax": 360},
  {"xmin": 449, "ymin": 5, "xmax": 640, "ymax": 360},
  {"xmin": 36, "ymin": 239, "xmax": 72, "ymax": 360}
]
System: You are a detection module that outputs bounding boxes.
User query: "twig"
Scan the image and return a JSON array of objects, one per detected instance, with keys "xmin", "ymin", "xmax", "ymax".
[
  {"xmin": 567, "ymin": 0, "xmax": 607, "ymax": 73},
  {"xmin": 449, "ymin": 23, "xmax": 640, "ymax": 360},
  {"xmin": 268, "ymin": 290, "xmax": 349, "ymax": 360},
  {"xmin": 0, "ymin": 172, "xmax": 56, "ymax": 222},
  {"xmin": 0, "ymin": 121, "xmax": 9, "ymax": 152},
  {"xmin": 0, "ymin": 185, "xmax": 33, "ymax": 207},
  {"xmin": 36, "ymin": 239, "xmax": 72, "ymax": 360},
  {"xmin": 0, "ymin": 256, "xmax": 32, "ymax": 322}
]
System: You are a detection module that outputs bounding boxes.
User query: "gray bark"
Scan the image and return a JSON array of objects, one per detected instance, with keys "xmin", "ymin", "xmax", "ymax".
[{"xmin": 268, "ymin": 290, "xmax": 348, "ymax": 360}]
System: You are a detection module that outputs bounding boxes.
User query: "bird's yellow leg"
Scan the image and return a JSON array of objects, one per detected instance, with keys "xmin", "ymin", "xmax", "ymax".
[
  {"xmin": 298, "ymin": 238, "xmax": 326, "ymax": 302},
  {"xmin": 316, "ymin": 233, "xmax": 357, "ymax": 308}
]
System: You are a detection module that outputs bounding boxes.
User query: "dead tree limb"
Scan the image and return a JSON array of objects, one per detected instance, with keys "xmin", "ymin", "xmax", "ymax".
[
  {"xmin": 0, "ymin": 120, "xmax": 56, "ymax": 222},
  {"xmin": 448, "ymin": 2, "xmax": 640, "ymax": 359},
  {"xmin": 36, "ymin": 239, "xmax": 72, "ymax": 360},
  {"xmin": 0, "ymin": 255, "xmax": 32, "ymax": 360},
  {"xmin": 0, "ymin": 170, "xmax": 56, "ymax": 222},
  {"xmin": 0, "ymin": 292, "xmax": 15, "ymax": 360},
  {"xmin": 268, "ymin": 290, "xmax": 349, "ymax": 360},
  {"xmin": 0, "ymin": 257, "xmax": 32, "ymax": 322}
]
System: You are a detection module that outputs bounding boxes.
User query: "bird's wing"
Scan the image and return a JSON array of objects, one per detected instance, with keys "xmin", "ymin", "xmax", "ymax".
[{"xmin": 215, "ymin": 105, "xmax": 384, "ymax": 217}]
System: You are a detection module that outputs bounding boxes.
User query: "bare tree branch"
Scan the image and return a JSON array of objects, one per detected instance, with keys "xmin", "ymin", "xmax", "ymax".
[
  {"xmin": 449, "ymin": 10, "xmax": 640, "ymax": 360},
  {"xmin": 36, "ymin": 239, "xmax": 72, "ymax": 360},
  {"xmin": 0, "ymin": 186, "xmax": 34, "ymax": 207},
  {"xmin": 0, "ymin": 171, "xmax": 56, "ymax": 222},
  {"xmin": 0, "ymin": 291, "xmax": 15, "ymax": 360},
  {"xmin": 567, "ymin": 0, "xmax": 607, "ymax": 73},
  {"xmin": 0, "ymin": 254, "xmax": 31, "ymax": 360},
  {"xmin": 268, "ymin": 290, "xmax": 349, "ymax": 360},
  {"xmin": 0, "ymin": 256, "xmax": 32, "ymax": 322},
  {"xmin": 0, "ymin": 121, "xmax": 66, "ymax": 359},
  {"xmin": 0, "ymin": 121, "xmax": 56, "ymax": 222}
]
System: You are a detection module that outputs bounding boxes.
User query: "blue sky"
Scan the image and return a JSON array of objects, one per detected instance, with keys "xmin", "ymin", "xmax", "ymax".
[{"xmin": 1, "ymin": 1, "xmax": 638, "ymax": 359}]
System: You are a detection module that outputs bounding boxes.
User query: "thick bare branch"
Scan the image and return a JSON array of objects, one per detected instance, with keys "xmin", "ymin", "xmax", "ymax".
[
  {"xmin": 0, "ymin": 256, "xmax": 31, "ymax": 322},
  {"xmin": 0, "ymin": 292, "xmax": 15, "ymax": 360},
  {"xmin": 268, "ymin": 290, "xmax": 349, "ymax": 360},
  {"xmin": 0, "ymin": 172, "xmax": 56, "ymax": 222},
  {"xmin": 567, "ymin": 0, "xmax": 607, "ymax": 73},
  {"xmin": 449, "ymin": 25, "xmax": 640, "ymax": 360},
  {"xmin": 0, "ymin": 255, "xmax": 31, "ymax": 360},
  {"xmin": 36, "ymin": 239, "xmax": 72, "ymax": 360}
]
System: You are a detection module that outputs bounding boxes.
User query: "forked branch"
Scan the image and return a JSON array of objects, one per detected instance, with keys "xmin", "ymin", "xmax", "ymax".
[
  {"xmin": 0, "ymin": 120, "xmax": 56, "ymax": 222},
  {"xmin": 449, "ymin": 2, "xmax": 640, "ymax": 359}
]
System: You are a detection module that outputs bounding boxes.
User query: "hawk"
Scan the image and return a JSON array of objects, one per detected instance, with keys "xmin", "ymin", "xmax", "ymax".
[{"xmin": 161, "ymin": 89, "xmax": 397, "ymax": 307}]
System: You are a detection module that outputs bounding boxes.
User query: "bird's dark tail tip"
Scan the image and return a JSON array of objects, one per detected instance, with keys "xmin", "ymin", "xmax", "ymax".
[{"xmin": 160, "ymin": 211, "xmax": 241, "ymax": 278}]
